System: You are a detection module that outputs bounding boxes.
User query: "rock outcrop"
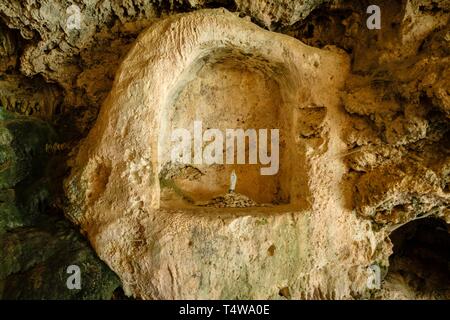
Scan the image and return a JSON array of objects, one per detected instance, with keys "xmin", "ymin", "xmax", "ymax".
[
  {"xmin": 65, "ymin": 8, "xmax": 386, "ymax": 300},
  {"xmin": 0, "ymin": 109, "xmax": 120, "ymax": 299},
  {"xmin": 235, "ymin": 0, "xmax": 329, "ymax": 29},
  {"xmin": 0, "ymin": 0, "xmax": 448, "ymax": 300}
]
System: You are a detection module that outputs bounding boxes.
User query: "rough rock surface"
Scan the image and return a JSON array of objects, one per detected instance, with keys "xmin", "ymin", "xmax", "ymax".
[
  {"xmin": 0, "ymin": 109, "xmax": 120, "ymax": 299},
  {"xmin": 0, "ymin": 0, "xmax": 326, "ymax": 133},
  {"xmin": 201, "ymin": 192, "xmax": 259, "ymax": 208},
  {"xmin": 0, "ymin": 0, "xmax": 448, "ymax": 300},
  {"xmin": 0, "ymin": 108, "xmax": 56, "ymax": 232},
  {"xmin": 286, "ymin": 0, "xmax": 450, "ymax": 298},
  {"xmin": 0, "ymin": 217, "xmax": 121, "ymax": 299},
  {"xmin": 235, "ymin": 0, "xmax": 329, "ymax": 29},
  {"xmin": 65, "ymin": 4, "xmax": 449, "ymax": 299},
  {"xmin": 64, "ymin": 8, "xmax": 383, "ymax": 299}
]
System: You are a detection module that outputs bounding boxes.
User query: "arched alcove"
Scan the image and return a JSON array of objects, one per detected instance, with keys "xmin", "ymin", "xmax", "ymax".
[{"xmin": 157, "ymin": 50, "xmax": 297, "ymax": 208}]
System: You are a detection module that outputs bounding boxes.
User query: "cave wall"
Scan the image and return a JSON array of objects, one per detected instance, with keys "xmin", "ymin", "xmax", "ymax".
[{"xmin": 0, "ymin": 0, "xmax": 448, "ymax": 299}]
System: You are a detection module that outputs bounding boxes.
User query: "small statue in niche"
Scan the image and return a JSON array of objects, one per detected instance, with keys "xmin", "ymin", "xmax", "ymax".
[
  {"xmin": 201, "ymin": 170, "xmax": 259, "ymax": 208},
  {"xmin": 229, "ymin": 170, "xmax": 237, "ymax": 193}
]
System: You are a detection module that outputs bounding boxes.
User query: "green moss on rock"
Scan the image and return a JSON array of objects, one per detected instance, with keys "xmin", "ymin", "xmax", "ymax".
[
  {"xmin": 0, "ymin": 109, "xmax": 122, "ymax": 299},
  {"xmin": 0, "ymin": 108, "xmax": 56, "ymax": 233},
  {"xmin": 0, "ymin": 217, "xmax": 121, "ymax": 299}
]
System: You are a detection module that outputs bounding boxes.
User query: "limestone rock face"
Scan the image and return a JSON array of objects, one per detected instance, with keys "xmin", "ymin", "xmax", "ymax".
[
  {"xmin": 0, "ymin": 1, "xmax": 323, "ymax": 123},
  {"xmin": 235, "ymin": 0, "xmax": 329, "ymax": 29},
  {"xmin": 0, "ymin": 0, "xmax": 448, "ymax": 300},
  {"xmin": 0, "ymin": 75, "xmax": 62, "ymax": 119},
  {"xmin": 64, "ymin": 9, "xmax": 391, "ymax": 299}
]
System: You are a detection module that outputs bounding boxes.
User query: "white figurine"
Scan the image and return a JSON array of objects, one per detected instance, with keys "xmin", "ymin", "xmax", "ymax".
[{"xmin": 229, "ymin": 170, "xmax": 237, "ymax": 193}]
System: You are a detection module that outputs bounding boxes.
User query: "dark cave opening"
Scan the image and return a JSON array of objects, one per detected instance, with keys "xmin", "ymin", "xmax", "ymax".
[{"xmin": 387, "ymin": 217, "xmax": 450, "ymax": 297}]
